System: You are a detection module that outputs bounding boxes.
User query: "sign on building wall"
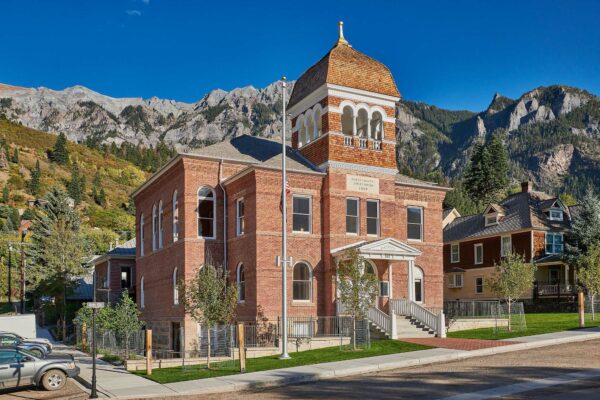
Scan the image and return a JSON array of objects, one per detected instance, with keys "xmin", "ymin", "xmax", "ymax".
[{"xmin": 346, "ymin": 175, "xmax": 379, "ymax": 194}]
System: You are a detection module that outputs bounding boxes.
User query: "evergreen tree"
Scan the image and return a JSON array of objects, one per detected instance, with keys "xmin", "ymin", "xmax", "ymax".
[
  {"xmin": 2, "ymin": 185, "xmax": 8, "ymax": 204},
  {"xmin": 11, "ymin": 148, "xmax": 19, "ymax": 164},
  {"xmin": 443, "ymin": 181, "xmax": 480, "ymax": 215},
  {"xmin": 463, "ymin": 136, "xmax": 509, "ymax": 207},
  {"xmin": 28, "ymin": 160, "xmax": 42, "ymax": 196},
  {"xmin": 8, "ymin": 208, "xmax": 20, "ymax": 231},
  {"xmin": 67, "ymin": 164, "xmax": 86, "ymax": 205},
  {"xmin": 97, "ymin": 188, "xmax": 107, "ymax": 207},
  {"xmin": 91, "ymin": 171, "xmax": 103, "ymax": 205},
  {"xmin": 50, "ymin": 133, "xmax": 69, "ymax": 165},
  {"xmin": 487, "ymin": 135, "xmax": 509, "ymax": 194},
  {"xmin": 565, "ymin": 187, "xmax": 600, "ymax": 264}
]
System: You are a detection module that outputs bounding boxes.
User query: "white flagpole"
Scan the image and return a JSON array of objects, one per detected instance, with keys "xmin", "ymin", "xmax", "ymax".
[{"xmin": 280, "ymin": 76, "xmax": 290, "ymax": 359}]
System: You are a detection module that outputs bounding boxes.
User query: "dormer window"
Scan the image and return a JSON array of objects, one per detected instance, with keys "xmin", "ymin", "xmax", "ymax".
[
  {"xmin": 548, "ymin": 209, "xmax": 563, "ymax": 221},
  {"xmin": 484, "ymin": 204, "xmax": 504, "ymax": 227},
  {"xmin": 485, "ymin": 215, "xmax": 498, "ymax": 226}
]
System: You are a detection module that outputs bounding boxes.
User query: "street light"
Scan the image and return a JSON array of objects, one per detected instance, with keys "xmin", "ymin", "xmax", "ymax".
[
  {"xmin": 86, "ymin": 301, "xmax": 105, "ymax": 399},
  {"xmin": 7, "ymin": 242, "xmax": 12, "ymax": 307}
]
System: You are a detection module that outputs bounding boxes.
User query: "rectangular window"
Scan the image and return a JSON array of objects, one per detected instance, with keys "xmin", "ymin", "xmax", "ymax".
[
  {"xmin": 546, "ymin": 232, "xmax": 564, "ymax": 254},
  {"xmin": 366, "ymin": 200, "xmax": 379, "ymax": 236},
  {"xmin": 501, "ymin": 236, "xmax": 512, "ymax": 257},
  {"xmin": 236, "ymin": 198, "xmax": 245, "ymax": 236},
  {"xmin": 414, "ymin": 279, "xmax": 423, "ymax": 302},
  {"xmin": 448, "ymin": 273, "xmax": 463, "ymax": 288},
  {"xmin": 451, "ymin": 244, "xmax": 460, "ymax": 263},
  {"xmin": 549, "ymin": 210, "xmax": 563, "ymax": 221},
  {"xmin": 346, "ymin": 198, "xmax": 359, "ymax": 234},
  {"xmin": 379, "ymin": 281, "xmax": 389, "ymax": 297},
  {"xmin": 474, "ymin": 243, "xmax": 483, "ymax": 264},
  {"xmin": 121, "ymin": 267, "xmax": 132, "ymax": 289},
  {"xmin": 485, "ymin": 215, "xmax": 498, "ymax": 226},
  {"xmin": 407, "ymin": 206, "xmax": 423, "ymax": 241},
  {"xmin": 292, "ymin": 195, "xmax": 311, "ymax": 233},
  {"xmin": 475, "ymin": 277, "xmax": 484, "ymax": 294}
]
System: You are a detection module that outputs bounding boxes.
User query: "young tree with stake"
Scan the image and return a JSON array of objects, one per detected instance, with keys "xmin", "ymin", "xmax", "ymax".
[{"xmin": 578, "ymin": 244, "xmax": 600, "ymax": 320}]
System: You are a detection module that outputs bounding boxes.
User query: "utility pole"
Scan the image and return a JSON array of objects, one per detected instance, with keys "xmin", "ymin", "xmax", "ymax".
[
  {"xmin": 7, "ymin": 242, "xmax": 12, "ymax": 307},
  {"xmin": 279, "ymin": 77, "xmax": 290, "ymax": 360},
  {"xmin": 20, "ymin": 229, "xmax": 26, "ymax": 313}
]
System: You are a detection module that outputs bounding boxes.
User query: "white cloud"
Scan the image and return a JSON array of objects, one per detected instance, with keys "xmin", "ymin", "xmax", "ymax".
[
  {"xmin": 141, "ymin": 0, "xmax": 150, "ymax": 4},
  {"xmin": 125, "ymin": 9, "xmax": 142, "ymax": 16}
]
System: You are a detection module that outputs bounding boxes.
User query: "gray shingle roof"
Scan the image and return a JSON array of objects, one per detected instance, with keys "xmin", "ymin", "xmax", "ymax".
[
  {"xmin": 444, "ymin": 191, "xmax": 572, "ymax": 242},
  {"xmin": 107, "ymin": 238, "xmax": 136, "ymax": 257},
  {"xmin": 395, "ymin": 173, "xmax": 445, "ymax": 189},
  {"xmin": 187, "ymin": 135, "xmax": 321, "ymax": 173}
]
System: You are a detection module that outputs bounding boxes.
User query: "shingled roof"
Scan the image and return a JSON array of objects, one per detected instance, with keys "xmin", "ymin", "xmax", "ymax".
[
  {"xmin": 444, "ymin": 191, "xmax": 572, "ymax": 242},
  {"xmin": 187, "ymin": 135, "xmax": 321, "ymax": 173},
  {"xmin": 288, "ymin": 41, "xmax": 400, "ymax": 109}
]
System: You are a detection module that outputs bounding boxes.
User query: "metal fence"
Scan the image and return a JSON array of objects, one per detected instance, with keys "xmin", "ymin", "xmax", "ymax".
[
  {"xmin": 76, "ymin": 326, "xmax": 145, "ymax": 360},
  {"xmin": 444, "ymin": 300, "xmax": 501, "ymax": 320},
  {"xmin": 492, "ymin": 302, "xmax": 527, "ymax": 333},
  {"xmin": 280, "ymin": 316, "xmax": 354, "ymax": 338},
  {"xmin": 584, "ymin": 296, "xmax": 600, "ymax": 321}
]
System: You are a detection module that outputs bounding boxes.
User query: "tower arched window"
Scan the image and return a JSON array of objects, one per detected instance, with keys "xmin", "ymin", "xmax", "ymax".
[
  {"xmin": 173, "ymin": 267, "xmax": 179, "ymax": 305},
  {"xmin": 357, "ymin": 108, "xmax": 369, "ymax": 137},
  {"xmin": 314, "ymin": 108, "xmax": 322, "ymax": 138},
  {"xmin": 140, "ymin": 276, "xmax": 145, "ymax": 309},
  {"xmin": 139, "ymin": 213, "xmax": 144, "ymax": 256},
  {"xmin": 197, "ymin": 186, "xmax": 216, "ymax": 239},
  {"xmin": 173, "ymin": 190, "xmax": 179, "ymax": 242},
  {"xmin": 293, "ymin": 262, "xmax": 312, "ymax": 301},
  {"xmin": 297, "ymin": 116, "xmax": 305, "ymax": 147},
  {"xmin": 152, "ymin": 204, "xmax": 157, "ymax": 251},
  {"xmin": 237, "ymin": 264, "xmax": 245, "ymax": 302},
  {"xmin": 341, "ymin": 106, "xmax": 354, "ymax": 136},
  {"xmin": 158, "ymin": 200, "xmax": 164, "ymax": 248},
  {"xmin": 370, "ymin": 111, "xmax": 383, "ymax": 140},
  {"xmin": 306, "ymin": 112, "xmax": 315, "ymax": 142}
]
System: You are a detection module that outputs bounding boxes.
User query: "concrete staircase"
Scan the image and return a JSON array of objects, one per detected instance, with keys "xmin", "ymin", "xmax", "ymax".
[{"xmin": 395, "ymin": 315, "xmax": 435, "ymax": 338}]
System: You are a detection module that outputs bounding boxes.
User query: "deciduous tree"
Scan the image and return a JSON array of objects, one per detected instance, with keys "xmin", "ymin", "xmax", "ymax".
[{"xmin": 578, "ymin": 244, "xmax": 600, "ymax": 320}]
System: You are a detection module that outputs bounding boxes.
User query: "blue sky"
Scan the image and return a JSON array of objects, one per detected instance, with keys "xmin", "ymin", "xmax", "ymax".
[{"xmin": 1, "ymin": 0, "xmax": 599, "ymax": 110}]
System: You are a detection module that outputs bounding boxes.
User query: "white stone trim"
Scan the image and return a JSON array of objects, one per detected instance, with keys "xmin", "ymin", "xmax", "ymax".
[{"xmin": 319, "ymin": 160, "xmax": 398, "ymax": 176}]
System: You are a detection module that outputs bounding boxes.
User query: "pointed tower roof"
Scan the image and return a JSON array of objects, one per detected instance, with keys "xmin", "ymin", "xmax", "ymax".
[{"xmin": 288, "ymin": 22, "xmax": 400, "ymax": 109}]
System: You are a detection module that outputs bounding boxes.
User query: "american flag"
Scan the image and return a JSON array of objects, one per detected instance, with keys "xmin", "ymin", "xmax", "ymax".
[{"xmin": 279, "ymin": 179, "xmax": 291, "ymax": 213}]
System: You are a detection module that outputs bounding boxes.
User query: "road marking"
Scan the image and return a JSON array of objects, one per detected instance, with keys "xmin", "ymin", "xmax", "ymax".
[{"xmin": 436, "ymin": 369, "xmax": 600, "ymax": 400}]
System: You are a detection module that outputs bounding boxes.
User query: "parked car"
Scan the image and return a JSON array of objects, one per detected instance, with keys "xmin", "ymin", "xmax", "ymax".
[
  {"xmin": 0, "ymin": 332, "xmax": 53, "ymax": 351},
  {"xmin": 0, "ymin": 346, "xmax": 79, "ymax": 391},
  {"xmin": 0, "ymin": 334, "xmax": 51, "ymax": 358}
]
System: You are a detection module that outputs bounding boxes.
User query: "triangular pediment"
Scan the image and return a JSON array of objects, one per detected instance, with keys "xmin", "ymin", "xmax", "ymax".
[{"xmin": 331, "ymin": 238, "xmax": 421, "ymax": 260}]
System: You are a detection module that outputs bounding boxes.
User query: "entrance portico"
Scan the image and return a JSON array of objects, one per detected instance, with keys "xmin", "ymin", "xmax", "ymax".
[{"xmin": 331, "ymin": 238, "xmax": 423, "ymax": 305}]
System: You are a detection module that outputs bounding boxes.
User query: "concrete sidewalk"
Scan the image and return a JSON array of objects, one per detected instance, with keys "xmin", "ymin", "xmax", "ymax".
[{"xmin": 109, "ymin": 327, "xmax": 600, "ymax": 399}]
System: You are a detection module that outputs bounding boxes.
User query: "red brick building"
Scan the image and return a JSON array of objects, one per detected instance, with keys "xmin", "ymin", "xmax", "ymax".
[{"xmin": 132, "ymin": 25, "xmax": 450, "ymax": 349}]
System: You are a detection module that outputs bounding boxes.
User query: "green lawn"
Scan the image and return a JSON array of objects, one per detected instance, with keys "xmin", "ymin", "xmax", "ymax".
[
  {"xmin": 132, "ymin": 340, "xmax": 430, "ymax": 384},
  {"xmin": 448, "ymin": 313, "xmax": 600, "ymax": 340}
]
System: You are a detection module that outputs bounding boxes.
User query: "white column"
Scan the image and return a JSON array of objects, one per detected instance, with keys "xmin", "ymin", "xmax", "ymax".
[
  {"xmin": 408, "ymin": 259, "xmax": 414, "ymax": 301},
  {"xmin": 388, "ymin": 263, "xmax": 393, "ymax": 299},
  {"xmin": 367, "ymin": 116, "xmax": 372, "ymax": 139},
  {"xmin": 565, "ymin": 265, "xmax": 570, "ymax": 285},
  {"xmin": 352, "ymin": 115, "xmax": 357, "ymax": 136}
]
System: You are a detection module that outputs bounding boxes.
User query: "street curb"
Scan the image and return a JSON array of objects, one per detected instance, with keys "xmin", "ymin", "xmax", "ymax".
[{"xmin": 115, "ymin": 329, "xmax": 600, "ymax": 399}]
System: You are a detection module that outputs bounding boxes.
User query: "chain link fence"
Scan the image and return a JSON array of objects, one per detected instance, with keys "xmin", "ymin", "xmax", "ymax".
[
  {"xmin": 492, "ymin": 302, "xmax": 527, "ymax": 333},
  {"xmin": 584, "ymin": 295, "xmax": 600, "ymax": 322},
  {"xmin": 75, "ymin": 325, "xmax": 145, "ymax": 360}
]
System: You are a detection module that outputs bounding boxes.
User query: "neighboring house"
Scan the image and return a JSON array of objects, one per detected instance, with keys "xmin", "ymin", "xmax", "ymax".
[
  {"xmin": 443, "ymin": 181, "xmax": 574, "ymax": 302},
  {"xmin": 91, "ymin": 239, "xmax": 136, "ymax": 304},
  {"xmin": 132, "ymin": 26, "xmax": 450, "ymax": 351}
]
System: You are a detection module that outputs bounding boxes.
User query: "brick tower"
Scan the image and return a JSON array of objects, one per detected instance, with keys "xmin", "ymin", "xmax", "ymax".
[{"xmin": 287, "ymin": 22, "xmax": 400, "ymax": 171}]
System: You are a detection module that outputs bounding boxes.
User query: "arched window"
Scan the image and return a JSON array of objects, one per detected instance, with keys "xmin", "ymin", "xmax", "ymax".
[
  {"xmin": 414, "ymin": 266, "xmax": 424, "ymax": 303},
  {"xmin": 173, "ymin": 268, "xmax": 179, "ymax": 305},
  {"xmin": 237, "ymin": 264, "xmax": 245, "ymax": 302},
  {"xmin": 342, "ymin": 105, "xmax": 354, "ymax": 136},
  {"xmin": 370, "ymin": 111, "xmax": 383, "ymax": 140},
  {"xmin": 293, "ymin": 262, "xmax": 312, "ymax": 301},
  {"xmin": 158, "ymin": 200, "xmax": 164, "ymax": 248},
  {"xmin": 197, "ymin": 186, "xmax": 216, "ymax": 239},
  {"xmin": 152, "ymin": 204, "xmax": 157, "ymax": 251},
  {"xmin": 140, "ymin": 276, "xmax": 145, "ymax": 309},
  {"xmin": 173, "ymin": 190, "xmax": 179, "ymax": 242},
  {"xmin": 299, "ymin": 118, "xmax": 307, "ymax": 147},
  {"xmin": 139, "ymin": 214, "xmax": 144, "ymax": 256},
  {"xmin": 314, "ymin": 108, "xmax": 322, "ymax": 138},
  {"xmin": 306, "ymin": 112, "xmax": 315, "ymax": 142},
  {"xmin": 357, "ymin": 108, "xmax": 369, "ymax": 137}
]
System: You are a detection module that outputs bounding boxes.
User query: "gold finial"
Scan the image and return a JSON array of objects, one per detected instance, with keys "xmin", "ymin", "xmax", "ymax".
[{"xmin": 337, "ymin": 21, "xmax": 349, "ymax": 46}]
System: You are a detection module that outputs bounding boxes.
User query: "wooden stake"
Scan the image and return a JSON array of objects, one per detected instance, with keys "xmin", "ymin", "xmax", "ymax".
[
  {"xmin": 238, "ymin": 323, "xmax": 246, "ymax": 373},
  {"xmin": 146, "ymin": 329, "xmax": 152, "ymax": 376},
  {"xmin": 82, "ymin": 323, "xmax": 87, "ymax": 352},
  {"xmin": 579, "ymin": 291, "xmax": 585, "ymax": 328}
]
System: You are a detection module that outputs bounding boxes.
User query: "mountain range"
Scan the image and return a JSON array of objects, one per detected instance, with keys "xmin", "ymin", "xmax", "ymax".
[{"xmin": 1, "ymin": 82, "xmax": 599, "ymax": 196}]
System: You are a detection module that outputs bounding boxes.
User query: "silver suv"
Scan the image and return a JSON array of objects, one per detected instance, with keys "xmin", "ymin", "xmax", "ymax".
[{"xmin": 0, "ymin": 347, "xmax": 80, "ymax": 391}]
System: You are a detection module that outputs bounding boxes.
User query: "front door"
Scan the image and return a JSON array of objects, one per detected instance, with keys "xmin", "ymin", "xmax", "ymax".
[
  {"xmin": 171, "ymin": 322, "xmax": 181, "ymax": 357},
  {"xmin": 549, "ymin": 268, "xmax": 560, "ymax": 285}
]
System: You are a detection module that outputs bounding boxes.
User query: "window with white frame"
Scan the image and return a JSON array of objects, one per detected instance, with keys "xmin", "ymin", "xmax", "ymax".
[
  {"xmin": 414, "ymin": 266, "xmax": 424, "ymax": 303},
  {"xmin": 293, "ymin": 262, "xmax": 311, "ymax": 301},
  {"xmin": 236, "ymin": 198, "xmax": 245, "ymax": 236},
  {"xmin": 139, "ymin": 214, "xmax": 144, "ymax": 256},
  {"xmin": 379, "ymin": 281, "xmax": 389, "ymax": 297},
  {"xmin": 448, "ymin": 273, "xmax": 464, "ymax": 288},
  {"xmin": 152, "ymin": 204, "xmax": 157, "ymax": 251},
  {"xmin": 366, "ymin": 199, "xmax": 379, "ymax": 236},
  {"xmin": 172, "ymin": 191, "xmax": 179, "ymax": 242},
  {"xmin": 158, "ymin": 200, "xmax": 163, "ymax": 248},
  {"xmin": 173, "ymin": 268, "xmax": 179, "ymax": 305},
  {"xmin": 407, "ymin": 206, "xmax": 423, "ymax": 241},
  {"xmin": 474, "ymin": 243, "xmax": 483, "ymax": 264},
  {"xmin": 292, "ymin": 195, "xmax": 311, "ymax": 233},
  {"xmin": 548, "ymin": 209, "xmax": 564, "ymax": 221},
  {"xmin": 475, "ymin": 276, "xmax": 484, "ymax": 294},
  {"xmin": 197, "ymin": 186, "xmax": 216, "ymax": 239},
  {"xmin": 485, "ymin": 215, "xmax": 498, "ymax": 226},
  {"xmin": 501, "ymin": 235, "xmax": 512, "ymax": 257},
  {"xmin": 237, "ymin": 264, "xmax": 245, "ymax": 302},
  {"xmin": 346, "ymin": 198, "xmax": 359, "ymax": 234},
  {"xmin": 451, "ymin": 244, "xmax": 460, "ymax": 263},
  {"xmin": 546, "ymin": 232, "xmax": 564, "ymax": 254}
]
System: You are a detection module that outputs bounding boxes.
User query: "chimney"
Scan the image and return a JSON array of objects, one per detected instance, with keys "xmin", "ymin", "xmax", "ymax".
[{"xmin": 521, "ymin": 181, "xmax": 533, "ymax": 193}]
